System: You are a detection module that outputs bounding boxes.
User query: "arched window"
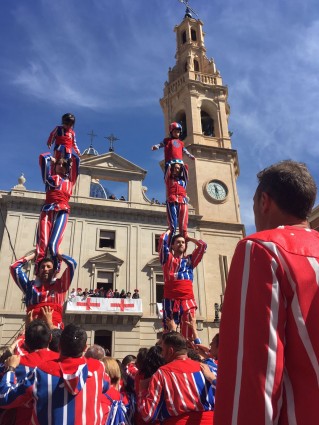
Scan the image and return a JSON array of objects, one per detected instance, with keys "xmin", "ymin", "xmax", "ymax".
[
  {"xmin": 194, "ymin": 59, "xmax": 199, "ymax": 72},
  {"xmin": 201, "ymin": 111, "xmax": 214, "ymax": 137},
  {"xmin": 175, "ymin": 112, "xmax": 187, "ymax": 140},
  {"xmin": 182, "ymin": 31, "xmax": 187, "ymax": 44},
  {"xmin": 191, "ymin": 29, "xmax": 197, "ymax": 41}
]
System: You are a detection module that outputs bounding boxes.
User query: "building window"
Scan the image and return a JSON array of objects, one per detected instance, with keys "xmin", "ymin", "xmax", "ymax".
[
  {"xmin": 175, "ymin": 112, "xmax": 187, "ymax": 140},
  {"xmin": 182, "ymin": 30, "xmax": 187, "ymax": 44},
  {"xmin": 96, "ymin": 270, "xmax": 113, "ymax": 292},
  {"xmin": 154, "ymin": 234, "xmax": 161, "ymax": 254},
  {"xmin": 99, "ymin": 230, "xmax": 115, "ymax": 249},
  {"xmin": 156, "ymin": 274, "xmax": 164, "ymax": 303},
  {"xmin": 191, "ymin": 29, "xmax": 197, "ymax": 41},
  {"xmin": 194, "ymin": 59, "xmax": 199, "ymax": 72},
  {"xmin": 201, "ymin": 111, "xmax": 215, "ymax": 137}
]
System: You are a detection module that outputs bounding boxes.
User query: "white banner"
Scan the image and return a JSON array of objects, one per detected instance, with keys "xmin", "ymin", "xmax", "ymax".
[{"xmin": 66, "ymin": 296, "xmax": 143, "ymax": 313}]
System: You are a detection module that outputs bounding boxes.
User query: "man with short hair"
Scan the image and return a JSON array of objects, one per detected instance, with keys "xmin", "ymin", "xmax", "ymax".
[
  {"xmin": 0, "ymin": 320, "xmax": 59, "ymax": 425},
  {"xmin": 159, "ymin": 230, "xmax": 207, "ymax": 339},
  {"xmin": 10, "ymin": 251, "xmax": 76, "ymax": 328},
  {"xmin": 85, "ymin": 344, "xmax": 106, "ymax": 360},
  {"xmin": 0, "ymin": 324, "xmax": 109, "ymax": 425},
  {"xmin": 137, "ymin": 332, "xmax": 215, "ymax": 424},
  {"xmin": 214, "ymin": 160, "xmax": 319, "ymax": 425}
]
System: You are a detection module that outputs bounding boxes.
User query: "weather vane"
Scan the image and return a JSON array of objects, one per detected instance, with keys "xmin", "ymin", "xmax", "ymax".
[
  {"xmin": 87, "ymin": 130, "xmax": 97, "ymax": 146},
  {"xmin": 105, "ymin": 134, "xmax": 119, "ymax": 152},
  {"xmin": 178, "ymin": 0, "xmax": 199, "ymax": 18}
]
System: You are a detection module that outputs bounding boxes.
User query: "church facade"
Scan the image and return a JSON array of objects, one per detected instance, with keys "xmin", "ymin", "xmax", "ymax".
[{"xmin": 0, "ymin": 12, "xmax": 244, "ymax": 358}]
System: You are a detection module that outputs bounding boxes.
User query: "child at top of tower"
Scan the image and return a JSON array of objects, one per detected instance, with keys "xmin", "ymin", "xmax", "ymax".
[
  {"xmin": 47, "ymin": 113, "xmax": 81, "ymax": 160},
  {"xmin": 151, "ymin": 122, "xmax": 195, "ymax": 166}
]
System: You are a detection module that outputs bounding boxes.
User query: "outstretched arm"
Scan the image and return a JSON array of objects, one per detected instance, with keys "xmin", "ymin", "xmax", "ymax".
[
  {"xmin": 183, "ymin": 147, "xmax": 195, "ymax": 160},
  {"xmin": 72, "ymin": 132, "xmax": 81, "ymax": 157},
  {"xmin": 151, "ymin": 142, "xmax": 164, "ymax": 151},
  {"xmin": 9, "ymin": 251, "xmax": 35, "ymax": 294}
]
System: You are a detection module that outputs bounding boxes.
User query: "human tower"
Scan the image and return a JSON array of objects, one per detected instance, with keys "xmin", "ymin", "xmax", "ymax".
[
  {"xmin": 10, "ymin": 113, "xmax": 79, "ymax": 329},
  {"xmin": 152, "ymin": 122, "xmax": 207, "ymax": 340},
  {"xmin": 9, "ymin": 116, "xmax": 206, "ymax": 341}
]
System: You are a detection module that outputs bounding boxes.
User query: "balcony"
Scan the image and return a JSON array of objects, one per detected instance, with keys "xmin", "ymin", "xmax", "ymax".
[{"xmin": 65, "ymin": 296, "xmax": 143, "ymax": 326}]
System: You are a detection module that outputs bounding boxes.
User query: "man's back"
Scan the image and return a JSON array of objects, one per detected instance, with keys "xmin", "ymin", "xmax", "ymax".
[
  {"xmin": 0, "ymin": 356, "xmax": 108, "ymax": 425},
  {"xmin": 138, "ymin": 357, "xmax": 215, "ymax": 423},
  {"xmin": 215, "ymin": 226, "xmax": 319, "ymax": 425}
]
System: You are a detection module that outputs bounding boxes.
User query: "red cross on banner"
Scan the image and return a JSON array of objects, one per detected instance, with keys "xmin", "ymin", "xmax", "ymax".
[
  {"xmin": 76, "ymin": 297, "xmax": 101, "ymax": 311},
  {"xmin": 110, "ymin": 299, "xmax": 135, "ymax": 312}
]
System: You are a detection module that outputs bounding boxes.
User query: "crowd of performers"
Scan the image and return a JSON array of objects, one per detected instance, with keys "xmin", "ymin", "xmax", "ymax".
[{"xmin": 0, "ymin": 118, "xmax": 217, "ymax": 424}]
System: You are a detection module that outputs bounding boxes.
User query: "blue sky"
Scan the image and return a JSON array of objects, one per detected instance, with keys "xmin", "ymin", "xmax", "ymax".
[{"xmin": 1, "ymin": 0, "xmax": 318, "ymax": 234}]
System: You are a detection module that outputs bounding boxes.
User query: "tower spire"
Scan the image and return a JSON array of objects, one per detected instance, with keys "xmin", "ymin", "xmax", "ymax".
[{"xmin": 178, "ymin": 0, "xmax": 199, "ymax": 19}]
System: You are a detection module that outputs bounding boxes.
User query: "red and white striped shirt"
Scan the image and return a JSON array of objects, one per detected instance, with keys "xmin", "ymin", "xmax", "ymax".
[
  {"xmin": 138, "ymin": 357, "xmax": 215, "ymax": 423},
  {"xmin": 214, "ymin": 226, "xmax": 319, "ymax": 425}
]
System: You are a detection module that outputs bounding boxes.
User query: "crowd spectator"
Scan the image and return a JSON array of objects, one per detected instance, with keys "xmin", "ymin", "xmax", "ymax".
[
  {"xmin": 0, "ymin": 320, "xmax": 59, "ymax": 424},
  {"xmin": 0, "ymin": 324, "xmax": 109, "ymax": 425},
  {"xmin": 215, "ymin": 160, "xmax": 319, "ymax": 425},
  {"xmin": 49, "ymin": 328, "xmax": 62, "ymax": 353},
  {"xmin": 101, "ymin": 357, "xmax": 134, "ymax": 424},
  {"xmin": 120, "ymin": 289, "xmax": 126, "ymax": 298},
  {"xmin": 113, "ymin": 289, "xmax": 120, "ymax": 298},
  {"xmin": 85, "ymin": 344, "xmax": 106, "ymax": 360},
  {"xmin": 82, "ymin": 287, "xmax": 89, "ymax": 297},
  {"xmin": 132, "ymin": 289, "xmax": 140, "ymax": 299},
  {"xmin": 137, "ymin": 332, "xmax": 216, "ymax": 423},
  {"xmin": 68, "ymin": 288, "xmax": 76, "ymax": 300},
  {"xmin": 106, "ymin": 288, "xmax": 114, "ymax": 298}
]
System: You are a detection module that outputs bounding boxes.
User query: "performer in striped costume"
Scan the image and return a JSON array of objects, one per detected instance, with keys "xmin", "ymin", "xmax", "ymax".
[
  {"xmin": 137, "ymin": 332, "xmax": 216, "ymax": 424},
  {"xmin": 159, "ymin": 230, "xmax": 207, "ymax": 338},
  {"xmin": 0, "ymin": 324, "xmax": 109, "ymax": 425},
  {"xmin": 214, "ymin": 160, "xmax": 319, "ymax": 425},
  {"xmin": 36, "ymin": 151, "xmax": 79, "ymax": 273},
  {"xmin": 165, "ymin": 162, "xmax": 189, "ymax": 241},
  {"xmin": 47, "ymin": 113, "xmax": 81, "ymax": 160},
  {"xmin": 10, "ymin": 252, "xmax": 76, "ymax": 328},
  {"xmin": 0, "ymin": 320, "xmax": 59, "ymax": 425}
]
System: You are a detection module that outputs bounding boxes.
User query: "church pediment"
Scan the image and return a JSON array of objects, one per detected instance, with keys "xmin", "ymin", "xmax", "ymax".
[
  {"xmin": 80, "ymin": 152, "xmax": 146, "ymax": 181},
  {"xmin": 146, "ymin": 257, "xmax": 162, "ymax": 269},
  {"xmin": 87, "ymin": 252, "xmax": 124, "ymax": 266}
]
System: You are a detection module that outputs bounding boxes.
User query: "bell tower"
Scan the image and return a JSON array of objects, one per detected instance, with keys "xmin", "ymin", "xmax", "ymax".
[{"xmin": 160, "ymin": 11, "xmax": 241, "ymax": 224}]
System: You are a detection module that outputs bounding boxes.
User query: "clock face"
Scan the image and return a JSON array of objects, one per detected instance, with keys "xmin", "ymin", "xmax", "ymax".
[{"xmin": 206, "ymin": 180, "xmax": 228, "ymax": 201}]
